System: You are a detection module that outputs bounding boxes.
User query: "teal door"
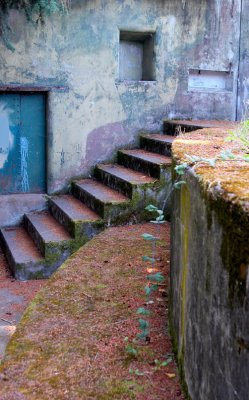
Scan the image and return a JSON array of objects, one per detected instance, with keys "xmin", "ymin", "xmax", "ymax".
[{"xmin": 0, "ymin": 93, "xmax": 46, "ymax": 194}]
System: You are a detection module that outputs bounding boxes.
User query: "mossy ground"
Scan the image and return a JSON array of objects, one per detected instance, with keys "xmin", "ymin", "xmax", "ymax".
[{"xmin": 0, "ymin": 223, "xmax": 183, "ymax": 400}]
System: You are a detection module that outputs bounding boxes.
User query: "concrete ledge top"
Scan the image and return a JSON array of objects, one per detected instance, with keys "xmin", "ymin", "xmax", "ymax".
[{"xmin": 172, "ymin": 127, "xmax": 249, "ymax": 211}]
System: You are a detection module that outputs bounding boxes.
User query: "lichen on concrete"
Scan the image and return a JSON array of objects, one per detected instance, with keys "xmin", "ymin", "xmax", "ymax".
[{"xmin": 170, "ymin": 127, "xmax": 249, "ymax": 400}]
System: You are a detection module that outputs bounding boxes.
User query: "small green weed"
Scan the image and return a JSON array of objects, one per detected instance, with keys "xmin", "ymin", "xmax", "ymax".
[
  {"xmin": 153, "ymin": 357, "xmax": 173, "ymax": 371},
  {"xmin": 226, "ymin": 120, "xmax": 249, "ymax": 153},
  {"xmin": 124, "ymin": 337, "xmax": 138, "ymax": 359},
  {"xmin": 137, "ymin": 205, "xmax": 165, "ymax": 341}
]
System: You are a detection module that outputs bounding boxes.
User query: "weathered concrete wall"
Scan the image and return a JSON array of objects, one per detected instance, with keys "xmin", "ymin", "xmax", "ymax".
[
  {"xmin": 0, "ymin": 0, "xmax": 243, "ymax": 193},
  {"xmin": 172, "ymin": 0, "xmax": 241, "ymax": 121},
  {"xmin": 237, "ymin": 0, "xmax": 249, "ymax": 119},
  {"xmin": 0, "ymin": 194, "xmax": 46, "ymax": 227},
  {"xmin": 170, "ymin": 172, "xmax": 249, "ymax": 399}
]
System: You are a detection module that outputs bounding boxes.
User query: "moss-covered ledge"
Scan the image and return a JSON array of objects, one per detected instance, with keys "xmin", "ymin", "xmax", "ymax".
[{"xmin": 170, "ymin": 128, "xmax": 249, "ymax": 400}]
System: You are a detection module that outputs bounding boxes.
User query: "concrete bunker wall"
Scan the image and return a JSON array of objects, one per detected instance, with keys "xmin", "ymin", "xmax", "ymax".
[
  {"xmin": 170, "ymin": 167, "xmax": 249, "ymax": 399},
  {"xmin": 0, "ymin": 0, "xmax": 245, "ymax": 193}
]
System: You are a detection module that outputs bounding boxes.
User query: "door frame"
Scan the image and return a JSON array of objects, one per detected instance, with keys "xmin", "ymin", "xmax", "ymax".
[
  {"xmin": 0, "ymin": 85, "xmax": 68, "ymax": 194},
  {"xmin": 0, "ymin": 89, "xmax": 47, "ymax": 193}
]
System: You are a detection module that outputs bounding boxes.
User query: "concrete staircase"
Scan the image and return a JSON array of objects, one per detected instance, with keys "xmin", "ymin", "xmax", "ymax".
[{"xmin": 0, "ymin": 120, "xmax": 180, "ymax": 280}]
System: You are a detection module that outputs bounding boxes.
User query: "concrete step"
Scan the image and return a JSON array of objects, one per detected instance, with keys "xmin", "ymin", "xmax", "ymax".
[
  {"xmin": 140, "ymin": 134, "xmax": 174, "ymax": 156},
  {"xmin": 72, "ymin": 179, "xmax": 130, "ymax": 224},
  {"xmin": 118, "ymin": 149, "xmax": 172, "ymax": 179},
  {"xmin": 95, "ymin": 164, "xmax": 157, "ymax": 198},
  {"xmin": 49, "ymin": 194, "xmax": 104, "ymax": 241},
  {"xmin": 163, "ymin": 119, "xmax": 238, "ymax": 136},
  {"xmin": 94, "ymin": 163, "xmax": 171, "ymax": 221},
  {"xmin": 0, "ymin": 227, "xmax": 45, "ymax": 280},
  {"xmin": 24, "ymin": 211, "xmax": 73, "ymax": 258},
  {"xmin": 164, "ymin": 119, "xmax": 206, "ymax": 135}
]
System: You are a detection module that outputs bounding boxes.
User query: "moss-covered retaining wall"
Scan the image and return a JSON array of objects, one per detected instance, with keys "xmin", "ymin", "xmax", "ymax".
[{"xmin": 170, "ymin": 129, "xmax": 249, "ymax": 400}]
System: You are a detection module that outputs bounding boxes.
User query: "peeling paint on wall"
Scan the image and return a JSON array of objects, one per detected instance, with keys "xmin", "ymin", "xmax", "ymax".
[
  {"xmin": 0, "ymin": 104, "xmax": 14, "ymax": 169},
  {"xmin": 20, "ymin": 137, "xmax": 29, "ymax": 192}
]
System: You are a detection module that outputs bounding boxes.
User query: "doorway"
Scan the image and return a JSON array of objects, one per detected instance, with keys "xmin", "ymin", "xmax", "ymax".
[{"xmin": 0, "ymin": 92, "xmax": 46, "ymax": 194}]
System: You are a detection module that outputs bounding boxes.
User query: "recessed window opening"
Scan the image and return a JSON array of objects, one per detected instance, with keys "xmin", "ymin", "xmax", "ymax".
[
  {"xmin": 188, "ymin": 69, "xmax": 233, "ymax": 92},
  {"xmin": 119, "ymin": 31, "xmax": 155, "ymax": 81}
]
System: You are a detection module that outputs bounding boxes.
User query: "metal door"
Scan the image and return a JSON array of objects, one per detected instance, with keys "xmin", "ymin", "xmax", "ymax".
[{"xmin": 0, "ymin": 93, "xmax": 46, "ymax": 194}]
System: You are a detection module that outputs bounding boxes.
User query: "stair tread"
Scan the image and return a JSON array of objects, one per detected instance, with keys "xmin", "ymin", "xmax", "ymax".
[
  {"xmin": 26, "ymin": 211, "xmax": 71, "ymax": 243},
  {"xmin": 97, "ymin": 164, "xmax": 157, "ymax": 184},
  {"xmin": 163, "ymin": 119, "xmax": 238, "ymax": 129},
  {"xmin": 50, "ymin": 195, "xmax": 101, "ymax": 221},
  {"xmin": 75, "ymin": 179, "xmax": 129, "ymax": 203},
  {"xmin": 119, "ymin": 149, "xmax": 172, "ymax": 165},
  {"xmin": 1, "ymin": 227, "xmax": 43, "ymax": 263},
  {"xmin": 140, "ymin": 134, "xmax": 175, "ymax": 144}
]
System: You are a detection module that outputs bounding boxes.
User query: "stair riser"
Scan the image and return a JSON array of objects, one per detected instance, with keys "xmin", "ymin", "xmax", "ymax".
[
  {"xmin": 14, "ymin": 257, "xmax": 71, "ymax": 280},
  {"xmin": 140, "ymin": 136, "xmax": 172, "ymax": 156},
  {"xmin": 94, "ymin": 167, "xmax": 133, "ymax": 197},
  {"xmin": 95, "ymin": 166, "xmax": 172, "ymax": 218},
  {"xmin": 73, "ymin": 221, "xmax": 105, "ymax": 243},
  {"xmin": 137, "ymin": 171, "xmax": 172, "ymax": 212},
  {"xmin": 72, "ymin": 183, "xmax": 130, "ymax": 225},
  {"xmin": 118, "ymin": 151, "xmax": 170, "ymax": 179},
  {"xmin": 95, "ymin": 164, "xmax": 171, "ymax": 196},
  {"xmin": 24, "ymin": 214, "xmax": 73, "ymax": 261},
  {"xmin": 102, "ymin": 203, "xmax": 134, "ymax": 226},
  {"xmin": 23, "ymin": 215, "xmax": 45, "ymax": 255},
  {"xmin": 49, "ymin": 199, "xmax": 104, "ymax": 244},
  {"xmin": 49, "ymin": 200, "xmax": 76, "ymax": 237},
  {"xmin": 72, "ymin": 183, "xmax": 105, "ymax": 217},
  {"xmin": 0, "ymin": 230, "xmax": 20, "ymax": 278},
  {"xmin": 11, "ymin": 261, "xmax": 48, "ymax": 281},
  {"xmin": 164, "ymin": 120, "xmax": 204, "ymax": 135},
  {"xmin": 0, "ymin": 230, "xmax": 45, "ymax": 280}
]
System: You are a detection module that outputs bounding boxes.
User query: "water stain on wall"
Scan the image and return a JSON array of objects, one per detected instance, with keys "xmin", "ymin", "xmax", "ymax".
[
  {"xmin": 0, "ymin": 103, "xmax": 14, "ymax": 170},
  {"xmin": 20, "ymin": 136, "xmax": 29, "ymax": 192}
]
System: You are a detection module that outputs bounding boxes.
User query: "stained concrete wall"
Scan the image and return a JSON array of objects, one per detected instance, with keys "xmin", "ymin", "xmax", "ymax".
[
  {"xmin": 170, "ymin": 172, "xmax": 249, "ymax": 400},
  {"xmin": 0, "ymin": 0, "xmax": 244, "ymax": 193},
  {"xmin": 238, "ymin": 0, "xmax": 249, "ymax": 119}
]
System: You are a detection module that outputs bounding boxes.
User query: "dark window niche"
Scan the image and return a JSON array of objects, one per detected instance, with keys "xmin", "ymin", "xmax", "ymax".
[{"xmin": 119, "ymin": 31, "xmax": 155, "ymax": 81}]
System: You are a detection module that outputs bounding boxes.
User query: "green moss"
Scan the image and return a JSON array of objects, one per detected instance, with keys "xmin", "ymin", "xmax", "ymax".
[
  {"xmin": 204, "ymin": 192, "xmax": 249, "ymax": 305},
  {"xmin": 180, "ymin": 184, "xmax": 190, "ymax": 357},
  {"xmin": 94, "ymin": 283, "xmax": 108, "ymax": 290},
  {"xmin": 168, "ymin": 309, "xmax": 191, "ymax": 400},
  {"xmin": 173, "ymin": 129, "xmax": 249, "ymax": 305},
  {"xmin": 100, "ymin": 379, "xmax": 144, "ymax": 399},
  {"xmin": 168, "ymin": 183, "xmax": 192, "ymax": 400}
]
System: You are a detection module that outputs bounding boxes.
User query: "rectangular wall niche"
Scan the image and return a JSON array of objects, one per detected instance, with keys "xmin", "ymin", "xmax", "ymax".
[
  {"xmin": 188, "ymin": 69, "xmax": 233, "ymax": 92},
  {"xmin": 119, "ymin": 31, "xmax": 155, "ymax": 81}
]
